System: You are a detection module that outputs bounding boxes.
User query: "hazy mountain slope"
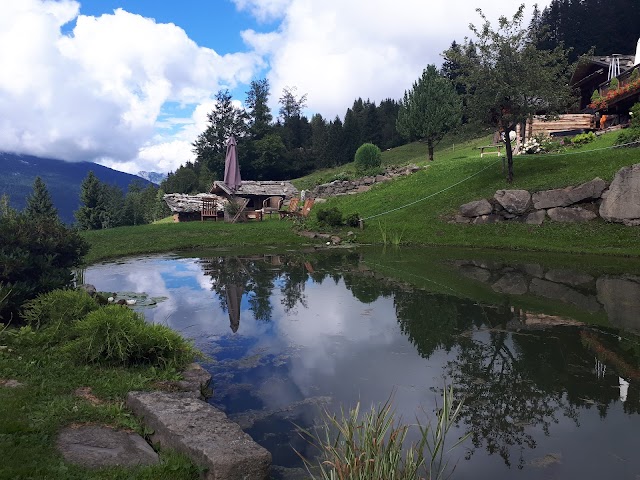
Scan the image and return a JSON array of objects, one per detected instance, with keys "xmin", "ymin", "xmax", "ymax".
[{"xmin": 0, "ymin": 152, "xmax": 153, "ymax": 224}]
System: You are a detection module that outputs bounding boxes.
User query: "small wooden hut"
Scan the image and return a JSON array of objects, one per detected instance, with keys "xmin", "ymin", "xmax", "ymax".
[
  {"xmin": 164, "ymin": 193, "xmax": 225, "ymax": 222},
  {"xmin": 209, "ymin": 180, "xmax": 298, "ymax": 212}
]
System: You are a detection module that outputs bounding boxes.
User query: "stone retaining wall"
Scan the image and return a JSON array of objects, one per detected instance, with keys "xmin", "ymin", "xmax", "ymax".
[
  {"xmin": 454, "ymin": 162, "xmax": 640, "ymax": 226},
  {"xmin": 311, "ymin": 164, "xmax": 422, "ymax": 198}
]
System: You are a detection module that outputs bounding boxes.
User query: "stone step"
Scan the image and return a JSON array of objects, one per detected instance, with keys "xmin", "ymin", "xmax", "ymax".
[{"xmin": 127, "ymin": 391, "xmax": 271, "ymax": 480}]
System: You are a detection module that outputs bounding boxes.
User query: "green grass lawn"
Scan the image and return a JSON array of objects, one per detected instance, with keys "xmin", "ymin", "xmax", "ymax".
[
  {"xmin": 83, "ymin": 131, "xmax": 640, "ymax": 263},
  {"xmin": 0, "ymin": 327, "xmax": 200, "ymax": 480}
]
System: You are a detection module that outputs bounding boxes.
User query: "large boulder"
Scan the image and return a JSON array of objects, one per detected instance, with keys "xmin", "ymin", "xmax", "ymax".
[
  {"xmin": 460, "ymin": 199, "xmax": 492, "ymax": 217},
  {"xmin": 596, "ymin": 275, "xmax": 640, "ymax": 332},
  {"xmin": 567, "ymin": 177, "xmax": 607, "ymax": 204},
  {"xmin": 532, "ymin": 188, "xmax": 571, "ymax": 209},
  {"xmin": 547, "ymin": 206, "xmax": 597, "ymax": 222},
  {"xmin": 600, "ymin": 164, "xmax": 640, "ymax": 225},
  {"xmin": 494, "ymin": 190, "xmax": 531, "ymax": 214}
]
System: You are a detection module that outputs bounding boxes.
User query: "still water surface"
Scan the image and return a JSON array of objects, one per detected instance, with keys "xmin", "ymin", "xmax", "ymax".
[{"xmin": 86, "ymin": 248, "xmax": 640, "ymax": 479}]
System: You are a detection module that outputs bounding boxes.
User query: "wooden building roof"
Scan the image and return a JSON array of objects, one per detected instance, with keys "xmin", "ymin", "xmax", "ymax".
[{"xmin": 210, "ymin": 180, "xmax": 298, "ymax": 198}]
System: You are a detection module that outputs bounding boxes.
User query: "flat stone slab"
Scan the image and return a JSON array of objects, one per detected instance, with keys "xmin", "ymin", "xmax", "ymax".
[
  {"xmin": 127, "ymin": 391, "xmax": 271, "ymax": 480},
  {"xmin": 57, "ymin": 425, "xmax": 159, "ymax": 468}
]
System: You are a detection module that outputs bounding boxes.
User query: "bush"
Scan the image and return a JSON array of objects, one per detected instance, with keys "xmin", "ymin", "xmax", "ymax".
[
  {"xmin": 615, "ymin": 102, "xmax": 640, "ymax": 146},
  {"xmin": 345, "ymin": 212, "xmax": 361, "ymax": 228},
  {"xmin": 0, "ymin": 214, "xmax": 89, "ymax": 322},
  {"xmin": 571, "ymin": 131, "xmax": 596, "ymax": 146},
  {"xmin": 316, "ymin": 207, "xmax": 343, "ymax": 227},
  {"xmin": 354, "ymin": 143, "xmax": 382, "ymax": 175},
  {"xmin": 22, "ymin": 289, "xmax": 99, "ymax": 331},
  {"xmin": 66, "ymin": 306, "xmax": 197, "ymax": 368}
]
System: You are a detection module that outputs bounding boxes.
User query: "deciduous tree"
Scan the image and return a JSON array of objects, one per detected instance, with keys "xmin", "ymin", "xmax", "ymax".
[{"xmin": 446, "ymin": 5, "xmax": 572, "ymax": 182}]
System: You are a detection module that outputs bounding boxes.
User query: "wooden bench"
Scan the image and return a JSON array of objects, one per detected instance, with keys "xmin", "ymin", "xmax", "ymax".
[{"xmin": 478, "ymin": 145, "xmax": 503, "ymax": 157}]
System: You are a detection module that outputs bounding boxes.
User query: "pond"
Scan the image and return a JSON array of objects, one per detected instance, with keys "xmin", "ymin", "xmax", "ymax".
[{"xmin": 85, "ymin": 247, "xmax": 640, "ymax": 479}]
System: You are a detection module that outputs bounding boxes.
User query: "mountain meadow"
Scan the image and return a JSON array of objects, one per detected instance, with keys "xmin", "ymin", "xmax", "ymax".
[{"xmin": 82, "ymin": 130, "xmax": 640, "ymax": 264}]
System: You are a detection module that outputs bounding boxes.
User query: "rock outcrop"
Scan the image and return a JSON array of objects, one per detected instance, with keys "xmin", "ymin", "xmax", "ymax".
[
  {"xmin": 454, "ymin": 173, "xmax": 625, "ymax": 225},
  {"xmin": 311, "ymin": 164, "xmax": 423, "ymax": 198},
  {"xmin": 599, "ymin": 164, "xmax": 640, "ymax": 225}
]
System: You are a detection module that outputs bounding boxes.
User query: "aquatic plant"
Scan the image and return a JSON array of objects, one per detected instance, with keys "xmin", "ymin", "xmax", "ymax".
[{"xmin": 298, "ymin": 384, "xmax": 469, "ymax": 480}]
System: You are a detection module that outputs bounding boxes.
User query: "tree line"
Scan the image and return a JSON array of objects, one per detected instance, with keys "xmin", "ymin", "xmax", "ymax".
[{"xmin": 162, "ymin": 83, "xmax": 405, "ymax": 193}]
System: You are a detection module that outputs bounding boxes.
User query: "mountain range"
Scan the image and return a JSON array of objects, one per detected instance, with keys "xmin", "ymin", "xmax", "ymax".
[
  {"xmin": 137, "ymin": 171, "xmax": 167, "ymax": 185},
  {"xmin": 0, "ymin": 152, "xmax": 154, "ymax": 224}
]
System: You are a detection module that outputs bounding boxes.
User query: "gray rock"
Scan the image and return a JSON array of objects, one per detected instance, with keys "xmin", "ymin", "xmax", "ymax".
[
  {"xmin": 77, "ymin": 284, "xmax": 97, "ymax": 297},
  {"xmin": 547, "ymin": 206, "xmax": 597, "ymax": 222},
  {"xmin": 473, "ymin": 214, "xmax": 503, "ymax": 224},
  {"xmin": 567, "ymin": 177, "xmax": 607, "ymax": 204},
  {"xmin": 492, "ymin": 273, "xmax": 529, "ymax": 295},
  {"xmin": 530, "ymin": 278, "xmax": 601, "ymax": 313},
  {"xmin": 57, "ymin": 425, "xmax": 159, "ymax": 468},
  {"xmin": 0, "ymin": 379, "xmax": 25, "ymax": 388},
  {"xmin": 600, "ymin": 163, "xmax": 640, "ymax": 224},
  {"xmin": 523, "ymin": 263, "xmax": 545, "ymax": 278},
  {"xmin": 459, "ymin": 265, "xmax": 492, "ymax": 283},
  {"xmin": 532, "ymin": 188, "xmax": 571, "ymax": 209},
  {"xmin": 460, "ymin": 199, "xmax": 493, "ymax": 217},
  {"xmin": 454, "ymin": 215, "xmax": 471, "ymax": 224},
  {"xmin": 524, "ymin": 210, "xmax": 546, "ymax": 225},
  {"xmin": 545, "ymin": 269, "xmax": 593, "ymax": 286},
  {"xmin": 596, "ymin": 276, "xmax": 640, "ymax": 332},
  {"xmin": 494, "ymin": 190, "xmax": 531, "ymax": 214},
  {"xmin": 176, "ymin": 363, "xmax": 212, "ymax": 400},
  {"xmin": 127, "ymin": 391, "xmax": 271, "ymax": 480}
]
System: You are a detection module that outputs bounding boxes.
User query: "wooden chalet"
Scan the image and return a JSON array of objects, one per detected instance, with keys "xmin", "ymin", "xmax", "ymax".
[
  {"xmin": 570, "ymin": 40, "xmax": 640, "ymax": 120},
  {"xmin": 209, "ymin": 180, "xmax": 298, "ymax": 212}
]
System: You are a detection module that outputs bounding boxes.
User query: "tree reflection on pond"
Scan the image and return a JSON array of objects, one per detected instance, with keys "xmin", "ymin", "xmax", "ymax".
[{"xmin": 85, "ymin": 249, "xmax": 640, "ymax": 478}]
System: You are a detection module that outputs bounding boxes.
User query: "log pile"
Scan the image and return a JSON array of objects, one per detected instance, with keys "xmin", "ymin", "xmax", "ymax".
[{"xmin": 527, "ymin": 114, "xmax": 595, "ymax": 138}]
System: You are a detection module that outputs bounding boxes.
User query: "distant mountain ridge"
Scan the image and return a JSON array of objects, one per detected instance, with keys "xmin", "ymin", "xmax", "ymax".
[
  {"xmin": 0, "ymin": 152, "xmax": 153, "ymax": 224},
  {"xmin": 137, "ymin": 171, "xmax": 167, "ymax": 185}
]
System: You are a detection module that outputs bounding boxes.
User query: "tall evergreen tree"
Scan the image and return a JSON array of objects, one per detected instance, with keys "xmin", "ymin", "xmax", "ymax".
[
  {"xmin": 24, "ymin": 176, "xmax": 58, "ymax": 220},
  {"xmin": 193, "ymin": 90, "xmax": 249, "ymax": 180},
  {"xmin": 75, "ymin": 171, "xmax": 108, "ymax": 230},
  {"xmin": 397, "ymin": 65, "xmax": 462, "ymax": 161},
  {"xmin": 246, "ymin": 79, "xmax": 273, "ymax": 140}
]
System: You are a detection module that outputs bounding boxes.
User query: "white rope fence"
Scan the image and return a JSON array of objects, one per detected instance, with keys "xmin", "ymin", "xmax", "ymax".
[{"xmin": 361, "ymin": 140, "xmax": 640, "ymax": 222}]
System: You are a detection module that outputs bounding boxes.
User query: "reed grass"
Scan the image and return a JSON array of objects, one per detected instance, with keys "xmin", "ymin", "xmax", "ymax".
[{"xmin": 298, "ymin": 384, "xmax": 469, "ymax": 480}]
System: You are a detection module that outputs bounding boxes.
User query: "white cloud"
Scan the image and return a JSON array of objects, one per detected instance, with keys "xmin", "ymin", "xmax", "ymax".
[
  {"xmin": 239, "ymin": 0, "xmax": 552, "ymax": 120},
  {"xmin": 0, "ymin": 0, "xmax": 554, "ymax": 175},
  {"xmin": 0, "ymin": 0, "xmax": 262, "ymax": 173}
]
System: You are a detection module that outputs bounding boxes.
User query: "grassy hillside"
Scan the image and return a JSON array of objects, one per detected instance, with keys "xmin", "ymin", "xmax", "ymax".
[
  {"xmin": 298, "ymin": 131, "xmax": 640, "ymax": 256},
  {"xmin": 82, "ymin": 131, "xmax": 640, "ymax": 263}
]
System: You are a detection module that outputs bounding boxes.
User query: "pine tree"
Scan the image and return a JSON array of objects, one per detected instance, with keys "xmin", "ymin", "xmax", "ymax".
[
  {"xmin": 75, "ymin": 171, "xmax": 108, "ymax": 230},
  {"xmin": 24, "ymin": 177, "xmax": 58, "ymax": 221},
  {"xmin": 397, "ymin": 65, "xmax": 462, "ymax": 161}
]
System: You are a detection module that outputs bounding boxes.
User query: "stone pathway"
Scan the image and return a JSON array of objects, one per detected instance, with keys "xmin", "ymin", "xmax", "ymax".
[{"xmin": 57, "ymin": 424, "xmax": 159, "ymax": 468}]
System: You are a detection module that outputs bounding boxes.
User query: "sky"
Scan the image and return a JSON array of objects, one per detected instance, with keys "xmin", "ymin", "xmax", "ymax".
[{"xmin": 0, "ymin": 0, "xmax": 551, "ymax": 175}]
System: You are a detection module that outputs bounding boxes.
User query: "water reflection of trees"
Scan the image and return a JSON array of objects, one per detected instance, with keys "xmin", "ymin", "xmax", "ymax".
[{"xmin": 199, "ymin": 252, "xmax": 640, "ymax": 467}]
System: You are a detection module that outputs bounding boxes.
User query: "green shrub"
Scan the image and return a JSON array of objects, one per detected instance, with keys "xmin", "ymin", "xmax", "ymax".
[
  {"xmin": 631, "ymin": 68, "xmax": 640, "ymax": 83},
  {"xmin": 571, "ymin": 131, "xmax": 596, "ymax": 146},
  {"xmin": 0, "ymin": 214, "xmax": 89, "ymax": 321},
  {"xmin": 22, "ymin": 289, "xmax": 99, "ymax": 331},
  {"xmin": 610, "ymin": 77, "xmax": 619, "ymax": 90},
  {"xmin": 354, "ymin": 143, "xmax": 382, "ymax": 175},
  {"xmin": 591, "ymin": 90, "xmax": 601, "ymax": 102},
  {"xmin": 67, "ymin": 306, "xmax": 197, "ymax": 368},
  {"xmin": 316, "ymin": 207, "xmax": 343, "ymax": 227},
  {"xmin": 345, "ymin": 212, "xmax": 361, "ymax": 228},
  {"xmin": 615, "ymin": 102, "xmax": 640, "ymax": 146}
]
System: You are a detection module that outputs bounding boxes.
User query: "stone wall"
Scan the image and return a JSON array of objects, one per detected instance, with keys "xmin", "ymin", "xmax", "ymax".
[
  {"xmin": 454, "ymin": 162, "xmax": 640, "ymax": 226},
  {"xmin": 311, "ymin": 164, "xmax": 422, "ymax": 198}
]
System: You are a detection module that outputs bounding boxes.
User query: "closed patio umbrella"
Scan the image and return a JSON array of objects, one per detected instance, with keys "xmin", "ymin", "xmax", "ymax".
[{"xmin": 223, "ymin": 136, "xmax": 241, "ymax": 191}]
